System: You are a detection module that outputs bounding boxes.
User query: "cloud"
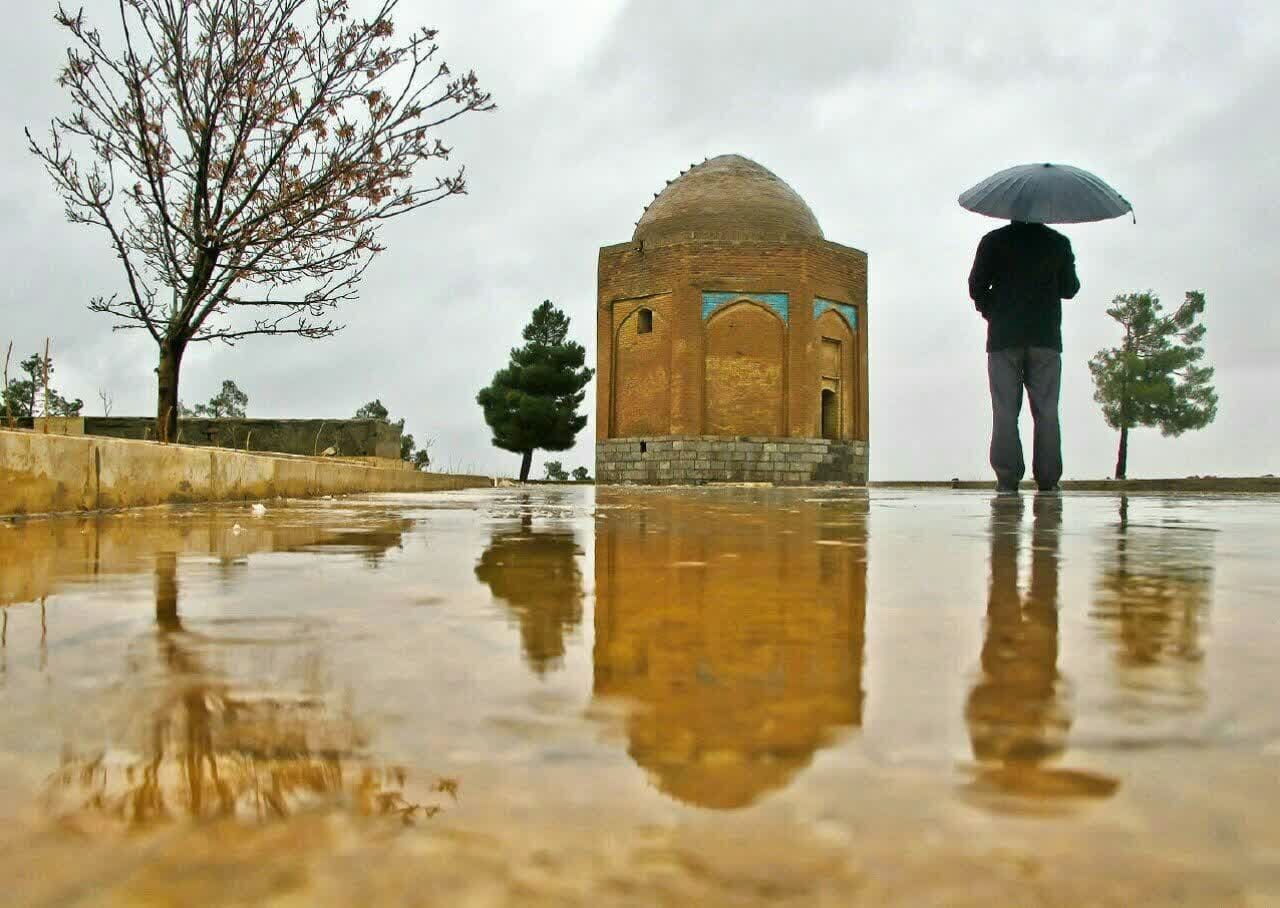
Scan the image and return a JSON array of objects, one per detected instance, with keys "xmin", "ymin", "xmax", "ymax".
[{"xmin": 1, "ymin": 1, "xmax": 1276, "ymax": 479}]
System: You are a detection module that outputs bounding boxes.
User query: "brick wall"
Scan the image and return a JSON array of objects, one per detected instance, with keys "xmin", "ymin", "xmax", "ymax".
[
  {"xmin": 704, "ymin": 302, "xmax": 785, "ymax": 435},
  {"xmin": 815, "ymin": 308, "xmax": 857, "ymax": 438},
  {"xmin": 596, "ymin": 436, "xmax": 869, "ymax": 486},
  {"xmin": 613, "ymin": 293, "xmax": 673, "ymax": 436},
  {"xmin": 597, "ymin": 236, "xmax": 869, "ymax": 457}
]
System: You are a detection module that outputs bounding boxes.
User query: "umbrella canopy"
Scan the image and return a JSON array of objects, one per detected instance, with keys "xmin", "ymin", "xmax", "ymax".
[{"xmin": 958, "ymin": 162, "xmax": 1133, "ymax": 224}]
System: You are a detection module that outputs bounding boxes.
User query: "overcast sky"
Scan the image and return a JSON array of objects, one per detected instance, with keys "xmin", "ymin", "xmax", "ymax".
[{"xmin": 2, "ymin": 1, "xmax": 1277, "ymax": 479}]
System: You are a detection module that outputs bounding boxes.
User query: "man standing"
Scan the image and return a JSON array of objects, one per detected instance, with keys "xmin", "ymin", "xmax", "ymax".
[{"xmin": 969, "ymin": 221, "xmax": 1080, "ymax": 493}]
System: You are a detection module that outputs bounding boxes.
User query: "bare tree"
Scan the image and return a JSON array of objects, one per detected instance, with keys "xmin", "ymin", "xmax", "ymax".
[
  {"xmin": 98, "ymin": 387, "xmax": 114, "ymax": 416},
  {"xmin": 29, "ymin": 0, "xmax": 494, "ymax": 441},
  {"xmin": 2, "ymin": 341, "xmax": 12, "ymax": 428}
]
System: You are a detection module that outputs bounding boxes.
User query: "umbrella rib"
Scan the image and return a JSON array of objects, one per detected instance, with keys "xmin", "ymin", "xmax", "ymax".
[{"xmin": 957, "ymin": 162, "xmax": 1131, "ymax": 224}]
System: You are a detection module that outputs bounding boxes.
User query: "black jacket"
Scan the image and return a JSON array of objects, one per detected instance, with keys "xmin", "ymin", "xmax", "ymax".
[{"xmin": 968, "ymin": 222, "xmax": 1080, "ymax": 352}]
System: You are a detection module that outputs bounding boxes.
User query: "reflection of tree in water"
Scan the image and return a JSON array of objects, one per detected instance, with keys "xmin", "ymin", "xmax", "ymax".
[
  {"xmin": 965, "ymin": 496, "xmax": 1117, "ymax": 811},
  {"xmin": 45, "ymin": 552, "xmax": 455, "ymax": 830},
  {"xmin": 0, "ymin": 598, "xmax": 49, "ymax": 679},
  {"xmin": 474, "ymin": 523, "xmax": 585, "ymax": 676},
  {"xmin": 211, "ymin": 515, "xmax": 413, "ymax": 579},
  {"xmin": 282, "ymin": 516, "xmax": 415, "ymax": 570},
  {"xmin": 1091, "ymin": 495, "xmax": 1212, "ymax": 715},
  {"xmin": 592, "ymin": 490, "xmax": 867, "ymax": 810}
]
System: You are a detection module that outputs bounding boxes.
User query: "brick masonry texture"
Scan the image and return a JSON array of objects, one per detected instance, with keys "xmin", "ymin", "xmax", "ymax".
[
  {"xmin": 596, "ymin": 436, "xmax": 869, "ymax": 486},
  {"xmin": 596, "ymin": 154, "xmax": 869, "ymax": 485}
]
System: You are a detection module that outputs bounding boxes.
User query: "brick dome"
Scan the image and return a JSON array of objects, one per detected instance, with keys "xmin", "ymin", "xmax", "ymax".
[{"xmin": 633, "ymin": 154, "xmax": 823, "ymax": 246}]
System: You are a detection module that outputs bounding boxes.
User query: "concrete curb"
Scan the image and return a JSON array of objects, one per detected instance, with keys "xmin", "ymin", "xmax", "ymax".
[{"xmin": 0, "ymin": 428, "xmax": 491, "ymax": 517}]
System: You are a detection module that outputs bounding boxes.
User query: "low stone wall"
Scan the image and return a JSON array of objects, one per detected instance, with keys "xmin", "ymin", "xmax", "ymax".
[
  {"xmin": 596, "ymin": 436, "xmax": 868, "ymax": 485},
  {"xmin": 50, "ymin": 417, "xmax": 405, "ymax": 459},
  {"xmin": 0, "ymin": 428, "xmax": 489, "ymax": 517}
]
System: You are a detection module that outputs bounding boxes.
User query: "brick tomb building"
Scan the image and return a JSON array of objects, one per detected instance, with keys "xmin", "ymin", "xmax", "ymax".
[{"xmin": 595, "ymin": 154, "xmax": 869, "ymax": 484}]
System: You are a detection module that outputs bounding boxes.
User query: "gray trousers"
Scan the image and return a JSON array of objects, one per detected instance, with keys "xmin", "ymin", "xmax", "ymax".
[{"xmin": 988, "ymin": 346, "xmax": 1062, "ymax": 489}]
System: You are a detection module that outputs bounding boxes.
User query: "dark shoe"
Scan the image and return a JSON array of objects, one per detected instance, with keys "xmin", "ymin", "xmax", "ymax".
[
  {"xmin": 1037, "ymin": 483, "xmax": 1061, "ymax": 494},
  {"xmin": 996, "ymin": 484, "xmax": 1020, "ymax": 496}
]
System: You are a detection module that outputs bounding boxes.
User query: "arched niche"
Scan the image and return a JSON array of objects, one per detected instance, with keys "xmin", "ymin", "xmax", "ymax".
[
  {"xmin": 704, "ymin": 300, "xmax": 785, "ymax": 436},
  {"xmin": 614, "ymin": 303, "xmax": 671, "ymax": 436},
  {"xmin": 815, "ymin": 308, "xmax": 855, "ymax": 440}
]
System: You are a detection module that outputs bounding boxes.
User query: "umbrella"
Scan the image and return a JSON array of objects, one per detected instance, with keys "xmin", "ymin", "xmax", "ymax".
[{"xmin": 958, "ymin": 162, "xmax": 1133, "ymax": 224}]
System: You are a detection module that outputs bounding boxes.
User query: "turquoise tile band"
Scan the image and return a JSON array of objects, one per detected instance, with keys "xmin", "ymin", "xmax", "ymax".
[
  {"xmin": 814, "ymin": 298, "xmax": 857, "ymax": 329},
  {"xmin": 701, "ymin": 291, "xmax": 790, "ymax": 322}
]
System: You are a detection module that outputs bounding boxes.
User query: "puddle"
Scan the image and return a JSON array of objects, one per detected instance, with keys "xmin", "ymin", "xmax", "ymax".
[{"xmin": 0, "ymin": 487, "xmax": 1277, "ymax": 903}]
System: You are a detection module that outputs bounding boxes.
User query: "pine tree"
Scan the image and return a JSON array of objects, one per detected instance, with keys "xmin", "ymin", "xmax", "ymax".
[
  {"xmin": 354, "ymin": 398, "xmax": 431, "ymax": 468},
  {"xmin": 192, "ymin": 379, "xmax": 248, "ymax": 418},
  {"xmin": 1, "ymin": 351, "xmax": 83, "ymax": 419},
  {"xmin": 354, "ymin": 400, "xmax": 391, "ymax": 421},
  {"xmin": 477, "ymin": 301, "xmax": 594, "ymax": 481},
  {"xmin": 1088, "ymin": 291, "xmax": 1218, "ymax": 479}
]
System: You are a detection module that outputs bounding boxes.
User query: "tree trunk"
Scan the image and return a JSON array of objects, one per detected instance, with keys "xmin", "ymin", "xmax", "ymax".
[
  {"xmin": 154, "ymin": 551, "xmax": 181, "ymax": 632},
  {"xmin": 156, "ymin": 340, "xmax": 185, "ymax": 444},
  {"xmin": 1115, "ymin": 425, "xmax": 1129, "ymax": 480},
  {"xmin": 519, "ymin": 450, "xmax": 533, "ymax": 482}
]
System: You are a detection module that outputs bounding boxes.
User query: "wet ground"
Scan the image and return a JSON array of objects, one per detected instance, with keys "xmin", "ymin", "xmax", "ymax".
[{"xmin": 0, "ymin": 486, "xmax": 1277, "ymax": 905}]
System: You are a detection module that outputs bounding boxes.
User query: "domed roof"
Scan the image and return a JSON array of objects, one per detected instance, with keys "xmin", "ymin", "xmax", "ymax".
[{"xmin": 633, "ymin": 154, "xmax": 823, "ymax": 245}]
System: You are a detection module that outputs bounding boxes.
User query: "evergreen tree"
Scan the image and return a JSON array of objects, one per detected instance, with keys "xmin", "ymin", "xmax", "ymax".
[
  {"xmin": 192, "ymin": 380, "xmax": 249, "ymax": 418},
  {"xmin": 477, "ymin": 301, "xmax": 594, "ymax": 481},
  {"xmin": 543, "ymin": 460, "xmax": 568, "ymax": 481},
  {"xmin": 2, "ymin": 351, "xmax": 83, "ymax": 419},
  {"xmin": 571, "ymin": 466, "xmax": 590, "ymax": 481},
  {"xmin": 354, "ymin": 398, "xmax": 431, "ymax": 469},
  {"xmin": 1089, "ymin": 291, "xmax": 1218, "ymax": 479},
  {"xmin": 354, "ymin": 400, "xmax": 390, "ymax": 421}
]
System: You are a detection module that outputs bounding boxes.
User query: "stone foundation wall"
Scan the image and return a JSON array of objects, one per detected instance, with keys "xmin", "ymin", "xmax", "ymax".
[
  {"xmin": 597, "ymin": 436, "xmax": 868, "ymax": 485},
  {"xmin": 62, "ymin": 417, "xmax": 403, "ymax": 459}
]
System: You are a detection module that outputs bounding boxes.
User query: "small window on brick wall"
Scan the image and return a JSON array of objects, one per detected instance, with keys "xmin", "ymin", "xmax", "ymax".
[{"xmin": 637, "ymin": 308, "xmax": 653, "ymax": 334}]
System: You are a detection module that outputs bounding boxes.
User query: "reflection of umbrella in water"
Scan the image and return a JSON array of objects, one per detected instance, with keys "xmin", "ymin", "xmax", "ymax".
[{"xmin": 959, "ymin": 162, "xmax": 1133, "ymax": 224}]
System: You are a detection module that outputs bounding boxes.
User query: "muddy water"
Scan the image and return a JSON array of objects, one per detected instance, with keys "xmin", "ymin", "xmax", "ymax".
[{"xmin": 0, "ymin": 487, "xmax": 1277, "ymax": 904}]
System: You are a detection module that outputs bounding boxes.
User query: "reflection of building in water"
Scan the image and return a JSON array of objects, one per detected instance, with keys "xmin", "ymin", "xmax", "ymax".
[
  {"xmin": 593, "ymin": 489, "xmax": 866, "ymax": 809},
  {"xmin": 1091, "ymin": 496, "xmax": 1213, "ymax": 715},
  {"xmin": 474, "ymin": 526, "xmax": 585, "ymax": 675},
  {"xmin": 965, "ymin": 496, "xmax": 1117, "ymax": 809},
  {"xmin": 32, "ymin": 522, "xmax": 453, "ymax": 829}
]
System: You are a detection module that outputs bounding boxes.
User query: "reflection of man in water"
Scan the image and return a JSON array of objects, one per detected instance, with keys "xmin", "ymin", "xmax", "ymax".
[
  {"xmin": 967, "ymin": 496, "xmax": 1068, "ymax": 764},
  {"xmin": 965, "ymin": 495, "xmax": 1117, "ymax": 806}
]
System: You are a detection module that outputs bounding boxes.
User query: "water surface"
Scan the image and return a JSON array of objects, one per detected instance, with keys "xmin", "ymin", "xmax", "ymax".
[{"xmin": 1, "ymin": 487, "xmax": 1276, "ymax": 904}]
